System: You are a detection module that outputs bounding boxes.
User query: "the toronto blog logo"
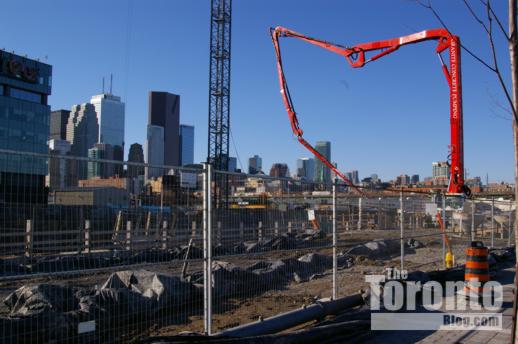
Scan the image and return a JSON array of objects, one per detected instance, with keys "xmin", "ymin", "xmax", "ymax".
[{"xmin": 365, "ymin": 267, "xmax": 503, "ymax": 331}]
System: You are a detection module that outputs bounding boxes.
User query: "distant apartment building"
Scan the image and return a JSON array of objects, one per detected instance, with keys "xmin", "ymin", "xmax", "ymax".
[
  {"xmin": 432, "ymin": 161, "xmax": 450, "ymax": 186},
  {"xmin": 78, "ymin": 176, "xmax": 132, "ymax": 193},
  {"xmin": 127, "ymin": 143, "xmax": 144, "ymax": 178},
  {"xmin": 485, "ymin": 182, "xmax": 514, "ymax": 193},
  {"xmin": 296, "ymin": 158, "xmax": 315, "ymax": 181},
  {"xmin": 465, "ymin": 177, "xmax": 483, "ymax": 193},
  {"xmin": 269, "ymin": 163, "xmax": 289, "ymax": 178},
  {"xmin": 0, "ymin": 49, "xmax": 52, "ymax": 203},
  {"xmin": 179, "ymin": 124, "xmax": 194, "ymax": 166},
  {"xmin": 411, "ymin": 174, "xmax": 420, "ymax": 184},
  {"xmin": 147, "ymin": 91, "xmax": 180, "ymax": 167},
  {"xmin": 248, "ymin": 155, "xmax": 262, "ymax": 174},
  {"xmin": 50, "ymin": 109, "xmax": 70, "ymax": 140},
  {"xmin": 314, "ymin": 141, "xmax": 331, "ymax": 184},
  {"xmin": 397, "ymin": 174, "xmax": 411, "ymax": 185}
]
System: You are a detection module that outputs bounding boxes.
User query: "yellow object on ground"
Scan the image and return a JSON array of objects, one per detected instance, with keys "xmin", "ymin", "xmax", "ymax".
[{"xmin": 445, "ymin": 251, "xmax": 454, "ymax": 268}]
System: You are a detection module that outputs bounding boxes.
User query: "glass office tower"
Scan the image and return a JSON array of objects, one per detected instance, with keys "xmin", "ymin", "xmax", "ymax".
[
  {"xmin": 179, "ymin": 124, "xmax": 194, "ymax": 166},
  {"xmin": 0, "ymin": 50, "xmax": 52, "ymax": 203}
]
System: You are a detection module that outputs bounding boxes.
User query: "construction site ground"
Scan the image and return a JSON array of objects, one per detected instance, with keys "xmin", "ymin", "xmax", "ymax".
[{"xmin": 0, "ymin": 228, "xmax": 514, "ymax": 342}]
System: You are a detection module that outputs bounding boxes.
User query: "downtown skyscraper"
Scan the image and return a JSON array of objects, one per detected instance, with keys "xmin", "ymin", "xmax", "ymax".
[
  {"xmin": 314, "ymin": 141, "xmax": 331, "ymax": 184},
  {"xmin": 50, "ymin": 109, "xmax": 71, "ymax": 140},
  {"xmin": 66, "ymin": 103, "xmax": 99, "ymax": 181},
  {"xmin": 127, "ymin": 143, "xmax": 145, "ymax": 178},
  {"xmin": 90, "ymin": 93, "xmax": 125, "ymax": 164},
  {"xmin": 179, "ymin": 124, "xmax": 194, "ymax": 166},
  {"xmin": 248, "ymin": 155, "xmax": 262, "ymax": 174},
  {"xmin": 296, "ymin": 157, "xmax": 315, "ymax": 181},
  {"xmin": 144, "ymin": 91, "xmax": 180, "ymax": 166}
]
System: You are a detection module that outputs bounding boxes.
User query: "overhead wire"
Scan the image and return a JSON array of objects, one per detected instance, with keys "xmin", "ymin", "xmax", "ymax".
[{"xmin": 229, "ymin": 128, "xmax": 244, "ymax": 172}]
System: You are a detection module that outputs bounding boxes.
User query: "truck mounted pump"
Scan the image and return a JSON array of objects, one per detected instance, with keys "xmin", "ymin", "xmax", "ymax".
[{"xmin": 270, "ymin": 26, "xmax": 471, "ymax": 197}]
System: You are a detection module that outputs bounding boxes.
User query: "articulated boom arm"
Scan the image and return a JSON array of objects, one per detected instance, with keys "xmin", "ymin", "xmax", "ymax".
[{"xmin": 271, "ymin": 26, "xmax": 467, "ymax": 195}]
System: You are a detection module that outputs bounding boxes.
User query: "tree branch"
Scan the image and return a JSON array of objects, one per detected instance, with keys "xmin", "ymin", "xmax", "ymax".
[
  {"xmin": 480, "ymin": 0, "xmax": 511, "ymax": 40},
  {"xmin": 464, "ymin": 0, "xmax": 490, "ymax": 34},
  {"xmin": 416, "ymin": 0, "xmax": 496, "ymax": 72},
  {"xmin": 487, "ymin": 85, "xmax": 513, "ymax": 120},
  {"xmin": 485, "ymin": 0, "xmax": 518, "ymax": 122}
]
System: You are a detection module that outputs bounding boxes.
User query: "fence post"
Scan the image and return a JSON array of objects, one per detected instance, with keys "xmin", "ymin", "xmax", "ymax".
[
  {"xmin": 377, "ymin": 198, "xmax": 382, "ymax": 230},
  {"xmin": 84, "ymin": 220, "xmax": 91, "ymax": 253},
  {"xmin": 358, "ymin": 198, "xmax": 362, "ymax": 230},
  {"xmin": 161, "ymin": 220, "xmax": 168, "ymax": 249},
  {"xmin": 274, "ymin": 221, "xmax": 279, "ymax": 237},
  {"xmin": 192, "ymin": 221, "xmax": 197, "ymax": 239},
  {"xmin": 126, "ymin": 221, "xmax": 132, "ymax": 251},
  {"xmin": 471, "ymin": 200, "xmax": 477, "ymax": 241},
  {"xmin": 399, "ymin": 190, "xmax": 404, "ymax": 272},
  {"xmin": 288, "ymin": 221, "xmax": 292, "ymax": 234},
  {"xmin": 113, "ymin": 210, "xmax": 122, "ymax": 246},
  {"xmin": 332, "ymin": 177, "xmax": 337, "ymax": 299},
  {"xmin": 25, "ymin": 219, "xmax": 33, "ymax": 258},
  {"xmin": 203, "ymin": 163, "xmax": 213, "ymax": 335},
  {"xmin": 491, "ymin": 197, "xmax": 495, "ymax": 247},
  {"xmin": 217, "ymin": 221, "xmax": 222, "ymax": 245},
  {"xmin": 459, "ymin": 210, "xmax": 464, "ymax": 238},
  {"xmin": 442, "ymin": 193, "xmax": 446, "ymax": 268},
  {"xmin": 258, "ymin": 221, "xmax": 263, "ymax": 241},
  {"xmin": 145, "ymin": 212, "xmax": 151, "ymax": 237}
]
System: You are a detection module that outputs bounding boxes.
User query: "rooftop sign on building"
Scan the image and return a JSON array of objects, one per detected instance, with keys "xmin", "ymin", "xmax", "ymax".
[{"xmin": 0, "ymin": 51, "xmax": 39, "ymax": 83}]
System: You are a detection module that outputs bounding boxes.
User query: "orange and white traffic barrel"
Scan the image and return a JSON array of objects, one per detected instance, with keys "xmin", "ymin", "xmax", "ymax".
[{"xmin": 464, "ymin": 241, "xmax": 489, "ymax": 295}]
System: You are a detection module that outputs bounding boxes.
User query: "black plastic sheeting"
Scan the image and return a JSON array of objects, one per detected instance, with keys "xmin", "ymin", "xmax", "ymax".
[
  {"xmin": 0, "ymin": 270, "xmax": 201, "ymax": 344},
  {"xmin": 0, "ymin": 251, "xmax": 351, "ymax": 344},
  {"xmin": 188, "ymin": 253, "xmax": 352, "ymax": 299},
  {"xmin": 345, "ymin": 239, "xmax": 419, "ymax": 259}
]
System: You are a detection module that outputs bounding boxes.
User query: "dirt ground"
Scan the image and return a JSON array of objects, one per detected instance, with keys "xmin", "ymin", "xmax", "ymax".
[
  {"xmin": 152, "ymin": 229, "xmax": 508, "ymax": 336},
  {"xmin": 0, "ymin": 228, "xmax": 509, "ymax": 339}
]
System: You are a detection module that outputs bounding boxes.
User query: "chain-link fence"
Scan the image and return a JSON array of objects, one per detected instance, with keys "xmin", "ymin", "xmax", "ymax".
[{"xmin": 0, "ymin": 149, "xmax": 514, "ymax": 342}]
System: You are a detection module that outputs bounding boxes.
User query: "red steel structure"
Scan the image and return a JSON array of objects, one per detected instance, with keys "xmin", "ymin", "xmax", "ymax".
[{"xmin": 270, "ymin": 27, "xmax": 468, "ymax": 195}]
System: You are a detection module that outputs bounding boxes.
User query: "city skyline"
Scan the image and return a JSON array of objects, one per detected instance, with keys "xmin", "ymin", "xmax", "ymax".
[{"xmin": 0, "ymin": 1, "xmax": 514, "ymax": 183}]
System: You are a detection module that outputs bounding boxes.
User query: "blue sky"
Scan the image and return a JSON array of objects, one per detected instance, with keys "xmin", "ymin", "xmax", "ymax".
[{"xmin": 0, "ymin": 0, "xmax": 514, "ymax": 182}]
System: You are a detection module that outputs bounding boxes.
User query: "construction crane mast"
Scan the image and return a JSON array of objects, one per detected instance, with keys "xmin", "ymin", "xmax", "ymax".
[{"xmin": 207, "ymin": 0, "xmax": 232, "ymax": 172}]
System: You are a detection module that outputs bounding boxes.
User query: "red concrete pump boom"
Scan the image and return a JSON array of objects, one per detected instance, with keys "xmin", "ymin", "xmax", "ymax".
[{"xmin": 270, "ymin": 26, "xmax": 469, "ymax": 196}]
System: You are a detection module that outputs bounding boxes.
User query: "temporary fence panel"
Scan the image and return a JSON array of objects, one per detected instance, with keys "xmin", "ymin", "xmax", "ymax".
[{"xmin": 0, "ymin": 149, "xmax": 514, "ymax": 342}]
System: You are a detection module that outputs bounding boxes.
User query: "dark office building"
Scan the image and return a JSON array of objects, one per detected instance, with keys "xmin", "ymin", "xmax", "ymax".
[
  {"xmin": 127, "ymin": 143, "xmax": 144, "ymax": 177},
  {"xmin": 50, "ymin": 109, "xmax": 70, "ymax": 140},
  {"xmin": 0, "ymin": 49, "xmax": 52, "ymax": 204},
  {"xmin": 269, "ymin": 163, "xmax": 289, "ymax": 178},
  {"xmin": 148, "ymin": 91, "xmax": 180, "ymax": 166}
]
